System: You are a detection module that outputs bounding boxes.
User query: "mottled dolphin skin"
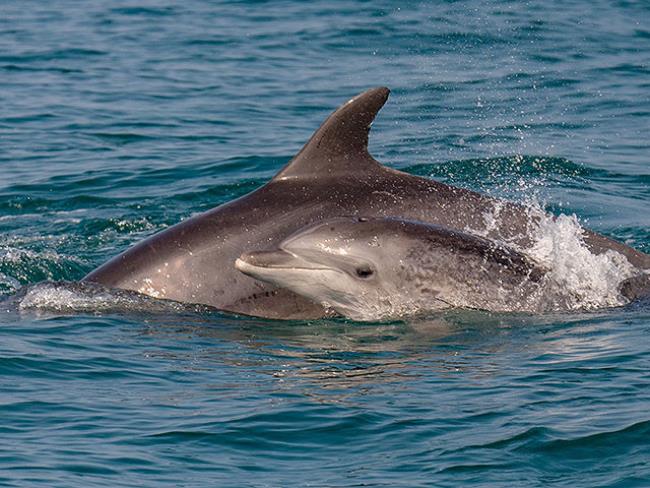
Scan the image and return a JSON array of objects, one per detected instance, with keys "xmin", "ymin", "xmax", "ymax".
[
  {"xmin": 84, "ymin": 87, "xmax": 650, "ymax": 319},
  {"xmin": 236, "ymin": 217, "xmax": 552, "ymax": 321}
]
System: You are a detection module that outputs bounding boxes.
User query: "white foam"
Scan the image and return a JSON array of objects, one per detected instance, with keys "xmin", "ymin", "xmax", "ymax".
[
  {"xmin": 473, "ymin": 198, "xmax": 638, "ymax": 312},
  {"xmin": 526, "ymin": 211, "xmax": 637, "ymax": 310},
  {"xmin": 18, "ymin": 282, "xmax": 118, "ymax": 312},
  {"xmin": 16, "ymin": 281, "xmax": 206, "ymax": 315}
]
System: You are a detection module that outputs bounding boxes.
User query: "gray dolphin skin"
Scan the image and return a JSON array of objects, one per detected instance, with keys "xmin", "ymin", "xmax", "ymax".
[
  {"xmin": 236, "ymin": 217, "xmax": 553, "ymax": 320},
  {"xmin": 84, "ymin": 87, "xmax": 650, "ymax": 319}
]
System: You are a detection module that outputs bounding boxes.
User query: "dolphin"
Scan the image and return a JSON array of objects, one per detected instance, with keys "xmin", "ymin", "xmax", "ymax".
[
  {"xmin": 235, "ymin": 216, "xmax": 649, "ymax": 321},
  {"xmin": 235, "ymin": 217, "xmax": 550, "ymax": 320},
  {"xmin": 83, "ymin": 87, "xmax": 650, "ymax": 319}
]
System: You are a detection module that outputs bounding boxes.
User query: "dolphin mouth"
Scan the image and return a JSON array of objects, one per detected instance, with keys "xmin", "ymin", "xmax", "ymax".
[{"xmin": 236, "ymin": 250, "xmax": 332, "ymax": 274}]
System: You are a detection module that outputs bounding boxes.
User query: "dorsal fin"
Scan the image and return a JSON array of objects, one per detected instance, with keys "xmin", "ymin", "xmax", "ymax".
[{"xmin": 273, "ymin": 87, "xmax": 390, "ymax": 181}]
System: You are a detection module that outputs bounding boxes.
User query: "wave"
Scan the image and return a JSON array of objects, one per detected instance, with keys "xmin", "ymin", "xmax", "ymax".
[
  {"xmin": 0, "ymin": 247, "xmax": 87, "ymax": 294},
  {"xmin": 7, "ymin": 281, "xmax": 215, "ymax": 316}
]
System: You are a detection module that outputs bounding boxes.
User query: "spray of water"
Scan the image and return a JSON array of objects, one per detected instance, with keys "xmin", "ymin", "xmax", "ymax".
[
  {"xmin": 467, "ymin": 160, "xmax": 640, "ymax": 312},
  {"xmin": 527, "ymin": 210, "xmax": 636, "ymax": 310}
]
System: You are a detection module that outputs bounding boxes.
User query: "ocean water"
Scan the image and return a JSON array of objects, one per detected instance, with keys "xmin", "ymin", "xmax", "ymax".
[{"xmin": 1, "ymin": 0, "xmax": 649, "ymax": 486}]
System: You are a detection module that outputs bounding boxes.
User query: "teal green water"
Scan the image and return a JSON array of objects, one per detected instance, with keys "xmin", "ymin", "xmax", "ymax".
[{"xmin": 1, "ymin": 1, "xmax": 649, "ymax": 486}]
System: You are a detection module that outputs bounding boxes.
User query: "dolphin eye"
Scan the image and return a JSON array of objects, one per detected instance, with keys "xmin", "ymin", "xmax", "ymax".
[{"xmin": 355, "ymin": 265, "xmax": 374, "ymax": 279}]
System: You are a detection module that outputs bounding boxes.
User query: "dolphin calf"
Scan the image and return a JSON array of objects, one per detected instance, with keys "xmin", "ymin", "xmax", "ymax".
[
  {"xmin": 235, "ymin": 217, "xmax": 549, "ymax": 320},
  {"xmin": 84, "ymin": 87, "xmax": 650, "ymax": 319},
  {"xmin": 235, "ymin": 217, "xmax": 648, "ymax": 321}
]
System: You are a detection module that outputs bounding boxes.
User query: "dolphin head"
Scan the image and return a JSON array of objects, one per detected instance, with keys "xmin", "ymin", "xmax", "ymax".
[{"xmin": 235, "ymin": 217, "xmax": 420, "ymax": 320}]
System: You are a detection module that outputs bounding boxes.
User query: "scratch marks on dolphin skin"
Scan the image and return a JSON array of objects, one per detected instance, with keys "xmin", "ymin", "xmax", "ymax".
[
  {"xmin": 135, "ymin": 277, "xmax": 164, "ymax": 298},
  {"xmin": 371, "ymin": 190, "xmax": 402, "ymax": 204}
]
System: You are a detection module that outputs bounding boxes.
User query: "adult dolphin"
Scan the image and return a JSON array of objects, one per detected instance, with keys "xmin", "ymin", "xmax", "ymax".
[{"xmin": 83, "ymin": 87, "xmax": 650, "ymax": 319}]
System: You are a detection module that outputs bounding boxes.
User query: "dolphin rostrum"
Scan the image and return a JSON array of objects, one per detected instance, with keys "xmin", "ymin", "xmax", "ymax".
[{"xmin": 84, "ymin": 87, "xmax": 650, "ymax": 319}]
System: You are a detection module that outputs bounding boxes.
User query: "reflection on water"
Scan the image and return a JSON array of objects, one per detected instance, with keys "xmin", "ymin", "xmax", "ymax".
[
  {"xmin": 114, "ymin": 304, "xmax": 641, "ymax": 405},
  {"xmin": 6, "ymin": 280, "xmax": 647, "ymax": 408},
  {"xmin": 2, "ymin": 282, "xmax": 649, "ymax": 486}
]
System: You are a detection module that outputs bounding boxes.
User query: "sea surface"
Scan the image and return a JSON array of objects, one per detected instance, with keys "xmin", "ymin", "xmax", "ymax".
[{"xmin": 1, "ymin": 1, "xmax": 649, "ymax": 486}]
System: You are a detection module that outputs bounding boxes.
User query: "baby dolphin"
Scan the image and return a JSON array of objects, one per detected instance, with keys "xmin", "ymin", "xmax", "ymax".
[{"xmin": 236, "ymin": 217, "xmax": 557, "ymax": 321}]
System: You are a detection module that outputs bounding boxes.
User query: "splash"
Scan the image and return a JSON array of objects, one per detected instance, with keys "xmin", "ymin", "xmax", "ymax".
[
  {"xmin": 18, "ymin": 281, "xmax": 118, "ymax": 313},
  {"xmin": 445, "ymin": 156, "xmax": 643, "ymax": 312},
  {"xmin": 15, "ymin": 281, "xmax": 212, "ymax": 315},
  {"xmin": 476, "ymin": 199, "xmax": 639, "ymax": 312},
  {"xmin": 527, "ymin": 211, "xmax": 637, "ymax": 310}
]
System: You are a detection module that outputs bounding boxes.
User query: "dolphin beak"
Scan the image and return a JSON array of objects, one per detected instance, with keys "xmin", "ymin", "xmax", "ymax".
[
  {"xmin": 237, "ymin": 250, "xmax": 297, "ymax": 269},
  {"xmin": 235, "ymin": 250, "xmax": 332, "ymax": 278}
]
